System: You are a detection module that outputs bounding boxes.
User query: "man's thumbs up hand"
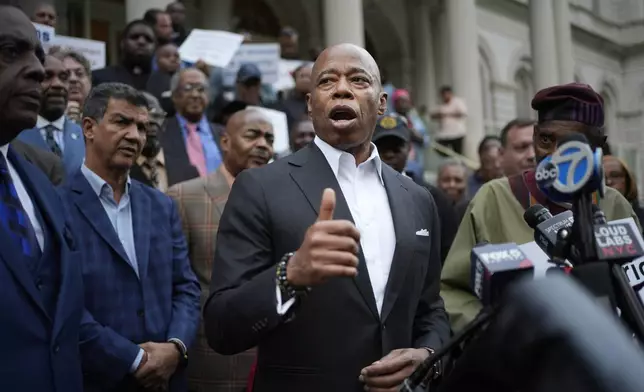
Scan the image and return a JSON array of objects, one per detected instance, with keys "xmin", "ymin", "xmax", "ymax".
[
  {"xmin": 286, "ymin": 188, "xmax": 360, "ymax": 288},
  {"xmin": 317, "ymin": 188, "xmax": 336, "ymax": 221}
]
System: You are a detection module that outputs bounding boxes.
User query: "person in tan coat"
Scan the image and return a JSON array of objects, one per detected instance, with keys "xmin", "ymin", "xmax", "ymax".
[{"xmin": 167, "ymin": 108, "xmax": 274, "ymax": 392}]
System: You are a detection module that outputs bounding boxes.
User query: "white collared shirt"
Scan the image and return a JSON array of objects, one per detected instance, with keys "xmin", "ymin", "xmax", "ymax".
[
  {"xmin": 37, "ymin": 115, "xmax": 66, "ymax": 152},
  {"xmin": 277, "ymin": 137, "xmax": 396, "ymax": 316},
  {"xmin": 0, "ymin": 145, "xmax": 44, "ymax": 251}
]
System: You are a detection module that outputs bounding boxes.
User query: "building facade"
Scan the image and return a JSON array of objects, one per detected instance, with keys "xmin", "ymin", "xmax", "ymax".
[{"xmin": 20, "ymin": 0, "xmax": 644, "ymax": 185}]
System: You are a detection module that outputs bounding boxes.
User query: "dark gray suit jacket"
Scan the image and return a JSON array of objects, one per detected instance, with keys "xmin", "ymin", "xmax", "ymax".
[
  {"xmin": 204, "ymin": 142, "xmax": 450, "ymax": 392},
  {"xmin": 158, "ymin": 116, "xmax": 222, "ymax": 188},
  {"xmin": 11, "ymin": 140, "xmax": 65, "ymax": 186}
]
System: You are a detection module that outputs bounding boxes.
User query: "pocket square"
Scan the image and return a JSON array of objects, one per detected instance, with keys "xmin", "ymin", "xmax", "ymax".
[{"xmin": 416, "ymin": 229, "xmax": 429, "ymax": 237}]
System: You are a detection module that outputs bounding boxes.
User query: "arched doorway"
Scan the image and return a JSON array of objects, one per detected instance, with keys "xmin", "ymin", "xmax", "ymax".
[{"xmin": 232, "ymin": 0, "xmax": 281, "ymax": 40}]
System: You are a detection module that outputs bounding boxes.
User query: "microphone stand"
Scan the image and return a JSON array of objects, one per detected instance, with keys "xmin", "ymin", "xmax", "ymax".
[
  {"xmin": 399, "ymin": 309, "xmax": 498, "ymax": 392},
  {"xmin": 556, "ymin": 191, "xmax": 644, "ymax": 342}
]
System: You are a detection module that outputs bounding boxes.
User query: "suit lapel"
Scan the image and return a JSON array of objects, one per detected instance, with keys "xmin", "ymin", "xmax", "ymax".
[
  {"xmin": 19, "ymin": 127, "xmax": 49, "ymax": 150},
  {"xmin": 288, "ymin": 144, "xmax": 380, "ymax": 321},
  {"xmin": 380, "ymin": 167, "xmax": 416, "ymax": 322},
  {"xmin": 2, "ymin": 149, "xmax": 64, "ymax": 321},
  {"xmin": 62, "ymin": 119, "xmax": 84, "ymax": 172},
  {"xmin": 130, "ymin": 182, "xmax": 151, "ymax": 279},
  {"xmin": 162, "ymin": 117, "xmax": 199, "ymax": 186},
  {"xmin": 70, "ymin": 171, "xmax": 132, "ymax": 267}
]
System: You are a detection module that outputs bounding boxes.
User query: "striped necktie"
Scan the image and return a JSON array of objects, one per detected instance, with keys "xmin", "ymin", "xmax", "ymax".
[
  {"xmin": 43, "ymin": 124, "xmax": 63, "ymax": 157},
  {"xmin": 0, "ymin": 153, "xmax": 40, "ymax": 258}
]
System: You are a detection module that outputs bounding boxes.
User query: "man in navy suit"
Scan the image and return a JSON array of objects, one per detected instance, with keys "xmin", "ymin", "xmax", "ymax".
[
  {"xmin": 60, "ymin": 82, "xmax": 201, "ymax": 392},
  {"xmin": 17, "ymin": 54, "xmax": 85, "ymax": 175},
  {"xmin": 0, "ymin": 6, "xmax": 84, "ymax": 392}
]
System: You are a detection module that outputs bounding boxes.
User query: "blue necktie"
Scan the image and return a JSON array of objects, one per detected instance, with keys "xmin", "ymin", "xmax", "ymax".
[{"xmin": 0, "ymin": 153, "xmax": 40, "ymax": 258}]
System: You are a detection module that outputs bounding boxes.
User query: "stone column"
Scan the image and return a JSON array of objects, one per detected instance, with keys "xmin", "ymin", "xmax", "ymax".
[
  {"xmin": 126, "ymin": 0, "xmax": 173, "ymax": 23},
  {"xmin": 446, "ymin": 0, "xmax": 484, "ymax": 159},
  {"xmin": 413, "ymin": 0, "xmax": 436, "ymax": 112},
  {"xmin": 201, "ymin": 0, "xmax": 233, "ymax": 31},
  {"xmin": 554, "ymin": 0, "xmax": 574, "ymax": 83},
  {"xmin": 324, "ymin": 0, "xmax": 364, "ymax": 47},
  {"xmin": 529, "ymin": 0, "xmax": 559, "ymax": 90},
  {"xmin": 83, "ymin": 0, "xmax": 92, "ymax": 39}
]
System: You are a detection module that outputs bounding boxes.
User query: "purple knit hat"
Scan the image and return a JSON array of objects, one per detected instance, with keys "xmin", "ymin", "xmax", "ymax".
[{"xmin": 531, "ymin": 83, "xmax": 604, "ymax": 127}]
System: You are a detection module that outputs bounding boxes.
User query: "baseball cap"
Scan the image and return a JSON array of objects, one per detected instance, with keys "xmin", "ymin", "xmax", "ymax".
[
  {"xmin": 372, "ymin": 114, "xmax": 411, "ymax": 143},
  {"xmin": 236, "ymin": 63, "xmax": 262, "ymax": 84}
]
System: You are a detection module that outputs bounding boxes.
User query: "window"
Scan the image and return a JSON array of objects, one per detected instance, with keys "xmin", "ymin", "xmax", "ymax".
[
  {"xmin": 601, "ymin": 90, "xmax": 616, "ymax": 136},
  {"xmin": 514, "ymin": 67, "xmax": 535, "ymax": 119},
  {"xmin": 479, "ymin": 50, "xmax": 495, "ymax": 134}
]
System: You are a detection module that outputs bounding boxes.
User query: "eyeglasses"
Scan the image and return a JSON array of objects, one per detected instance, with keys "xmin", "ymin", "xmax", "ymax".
[{"xmin": 180, "ymin": 83, "xmax": 208, "ymax": 93}]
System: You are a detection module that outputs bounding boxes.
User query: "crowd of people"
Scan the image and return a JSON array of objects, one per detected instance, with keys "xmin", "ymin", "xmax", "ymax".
[{"xmin": 1, "ymin": 2, "xmax": 643, "ymax": 392}]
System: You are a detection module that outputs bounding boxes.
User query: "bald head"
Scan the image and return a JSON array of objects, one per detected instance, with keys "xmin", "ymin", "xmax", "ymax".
[
  {"xmin": 221, "ymin": 108, "xmax": 275, "ymax": 176},
  {"xmin": 306, "ymin": 44, "xmax": 387, "ymax": 154},
  {"xmin": 312, "ymin": 44, "xmax": 382, "ymax": 89},
  {"xmin": 225, "ymin": 108, "xmax": 272, "ymax": 135}
]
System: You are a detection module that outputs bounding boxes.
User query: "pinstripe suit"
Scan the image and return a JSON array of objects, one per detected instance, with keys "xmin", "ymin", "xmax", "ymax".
[
  {"xmin": 168, "ymin": 167, "xmax": 255, "ymax": 392},
  {"xmin": 61, "ymin": 170, "xmax": 201, "ymax": 392}
]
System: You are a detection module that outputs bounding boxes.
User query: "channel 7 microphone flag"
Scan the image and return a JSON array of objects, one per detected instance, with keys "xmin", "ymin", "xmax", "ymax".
[{"xmin": 535, "ymin": 133, "xmax": 604, "ymax": 203}]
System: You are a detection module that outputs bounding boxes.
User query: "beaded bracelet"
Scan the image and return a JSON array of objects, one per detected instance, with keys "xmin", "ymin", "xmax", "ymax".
[{"xmin": 276, "ymin": 252, "xmax": 311, "ymax": 299}]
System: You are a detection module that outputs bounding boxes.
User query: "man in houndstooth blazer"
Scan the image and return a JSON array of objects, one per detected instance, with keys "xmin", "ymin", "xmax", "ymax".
[{"xmin": 167, "ymin": 108, "xmax": 275, "ymax": 392}]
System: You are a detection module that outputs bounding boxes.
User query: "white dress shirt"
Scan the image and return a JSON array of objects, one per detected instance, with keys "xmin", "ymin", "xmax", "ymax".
[
  {"xmin": 277, "ymin": 137, "xmax": 396, "ymax": 315},
  {"xmin": 0, "ymin": 145, "xmax": 45, "ymax": 252},
  {"xmin": 37, "ymin": 115, "xmax": 66, "ymax": 152}
]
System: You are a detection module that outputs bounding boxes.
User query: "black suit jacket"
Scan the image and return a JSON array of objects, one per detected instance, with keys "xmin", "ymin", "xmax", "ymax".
[
  {"xmin": 128, "ymin": 164, "xmax": 153, "ymax": 188},
  {"xmin": 406, "ymin": 171, "xmax": 459, "ymax": 265},
  {"xmin": 204, "ymin": 143, "xmax": 450, "ymax": 392},
  {"xmin": 158, "ymin": 117, "xmax": 222, "ymax": 187},
  {"xmin": 11, "ymin": 140, "xmax": 65, "ymax": 186}
]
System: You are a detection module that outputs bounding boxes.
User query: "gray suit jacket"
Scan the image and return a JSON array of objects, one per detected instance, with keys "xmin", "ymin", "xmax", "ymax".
[{"xmin": 11, "ymin": 140, "xmax": 65, "ymax": 186}]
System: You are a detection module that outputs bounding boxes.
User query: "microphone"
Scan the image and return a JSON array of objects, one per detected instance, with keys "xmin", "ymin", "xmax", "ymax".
[
  {"xmin": 400, "ymin": 244, "xmax": 535, "ymax": 391},
  {"xmin": 523, "ymin": 204, "xmax": 573, "ymax": 263},
  {"xmin": 470, "ymin": 243, "xmax": 535, "ymax": 307},
  {"xmin": 572, "ymin": 204, "xmax": 644, "ymax": 340},
  {"xmin": 592, "ymin": 204, "xmax": 607, "ymax": 225},
  {"xmin": 535, "ymin": 133, "xmax": 604, "ymax": 204},
  {"xmin": 594, "ymin": 221, "xmax": 644, "ymax": 262},
  {"xmin": 590, "ymin": 205, "xmax": 644, "ymax": 262},
  {"xmin": 623, "ymin": 254, "xmax": 644, "ymax": 301}
]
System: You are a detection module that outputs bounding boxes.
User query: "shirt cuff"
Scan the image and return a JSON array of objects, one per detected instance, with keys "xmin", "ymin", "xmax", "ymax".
[
  {"xmin": 276, "ymin": 284, "xmax": 296, "ymax": 315},
  {"xmin": 129, "ymin": 348, "xmax": 145, "ymax": 373},
  {"xmin": 168, "ymin": 338, "xmax": 187, "ymax": 355}
]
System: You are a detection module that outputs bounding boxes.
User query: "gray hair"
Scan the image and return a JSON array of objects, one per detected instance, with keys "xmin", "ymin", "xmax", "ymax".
[
  {"xmin": 438, "ymin": 158, "xmax": 467, "ymax": 175},
  {"xmin": 140, "ymin": 91, "xmax": 161, "ymax": 111},
  {"xmin": 50, "ymin": 48, "xmax": 92, "ymax": 77},
  {"xmin": 83, "ymin": 83, "xmax": 149, "ymax": 121},
  {"xmin": 169, "ymin": 67, "xmax": 208, "ymax": 95}
]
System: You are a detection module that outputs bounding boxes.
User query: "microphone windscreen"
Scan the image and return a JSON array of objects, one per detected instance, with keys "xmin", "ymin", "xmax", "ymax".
[{"xmin": 524, "ymin": 204, "xmax": 552, "ymax": 229}]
